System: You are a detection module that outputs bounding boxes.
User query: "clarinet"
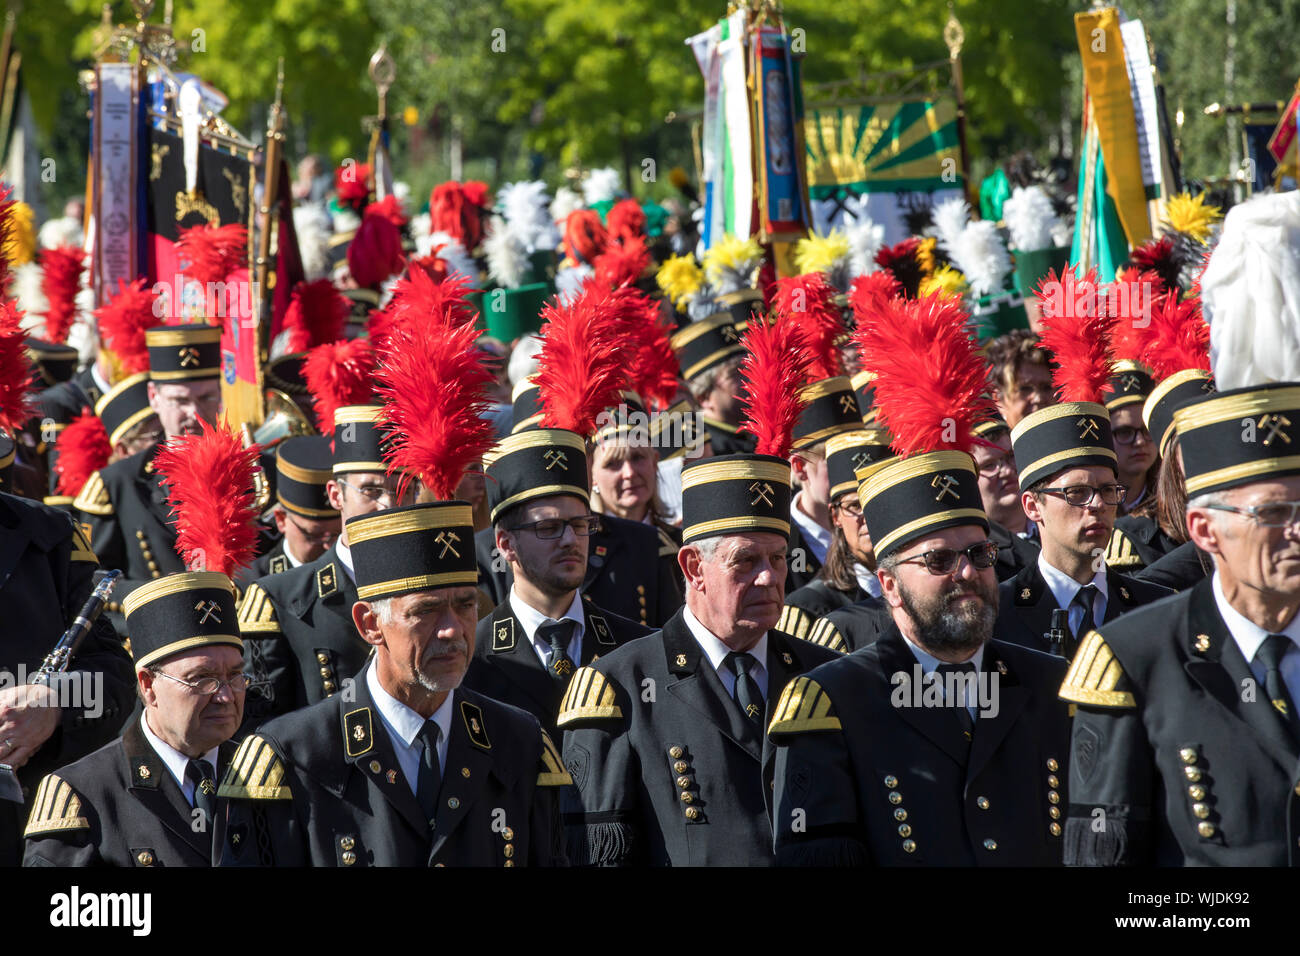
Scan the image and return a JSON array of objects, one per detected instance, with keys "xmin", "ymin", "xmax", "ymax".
[{"xmin": 1047, "ymin": 607, "xmax": 1070, "ymax": 659}]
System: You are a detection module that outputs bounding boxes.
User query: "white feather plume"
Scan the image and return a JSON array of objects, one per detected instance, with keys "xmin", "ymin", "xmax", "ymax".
[
  {"xmin": 686, "ymin": 281, "xmax": 720, "ymax": 321},
  {"xmin": 11, "ymin": 261, "xmax": 46, "ymax": 324},
  {"xmin": 38, "ymin": 216, "xmax": 83, "ymax": 251},
  {"xmin": 930, "ymin": 197, "xmax": 970, "ymax": 255},
  {"xmin": 582, "ymin": 167, "xmax": 622, "ymax": 206},
  {"xmin": 484, "ymin": 215, "xmax": 531, "ymax": 288},
  {"xmin": 555, "ymin": 263, "xmax": 593, "ymax": 305},
  {"xmin": 846, "ymin": 218, "xmax": 885, "ymax": 278},
  {"xmin": 550, "ymin": 187, "xmax": 585, "ymax": 226},
  {"xmin": 1002, "ymin": 185, "xmax": 1060, "ymax": 253},
  {"xmin": 947, "ymin": 220, "xmax": 1012, "ymax": 297},
  {"xmin": 499, "ymin": 181, "xmax": 560, "ymax": 252},
  {"xmin": 434, "ymin": 238, "xmax": 481, "ymax": 288},
  {"xmin": 293, "ymin": 204, "xmax": 334, "ymax": 281}
]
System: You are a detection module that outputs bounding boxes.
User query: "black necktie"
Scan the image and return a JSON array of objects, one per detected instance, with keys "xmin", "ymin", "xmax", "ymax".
[
  {"xmin": 185, "ymin": 758, "xmax": 217, "ymax": 838},
  {"xmin": 1068, "ymin": 584, "xmax": 1099, "ymax": 657},
  {"xmin": 537, "ymin": 619, "xmax": 577, "ymax": 682},
  {"xmin": 935, "ymin": 662, "xmax": 976, "ymax": 752},
  {"xmin": 724, "ymin": 652, "xmax": 764, "ymax": 725},
  {"xmin": 1257, "ymin": 635, "xmax": 1300, "ymax": 734},
  {"xmin": 415, "ymin": 721, "xmax": 442, "ymax": 829}
]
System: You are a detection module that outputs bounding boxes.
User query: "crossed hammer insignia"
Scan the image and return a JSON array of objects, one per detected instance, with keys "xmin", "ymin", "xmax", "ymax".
[
  {"xmin": 1260, "ymin": 414, "xmax": 1292, "ymax": 447},
  {"xmin": 749, "ymin": 481, "xmax": 775, "ymax": 507},
  {"xmin": 435, "ymin": 531, "xmax": 461, "ymax": 558},
  {"xmin": 1077, "ymin": 417, "xmax": 1100, "ymax": 441},
  {"xmin": 194, "ymin": 600, "xmax": 222, "ymax": 624},
  {"xmin": 931, "ymin": 474, "xmax": 959, "ymax": 502},
  {"xmin": 543, "ymin": 449, "xmax": 568, "ymax": 470},
  {"xmin": 839, "ymin": 395, "xmax": 857, "ymax": 414},
  {"xmin": 178, "ymin": 347, "xmax": 201, "ymax": 368},
  {"xmin": 721, "ymin": 326, "xmax": 738, "ymax": 343},
  {"xmin": 1120, "ymin": 373, "xmax": 1141, "ymax": 392},
  {"xmin": 200, "ymin": 779, "xmax": 216, "ymax": 795},
  {"xmin": 851, "ymin": 451, "xmax": 870, "ymax": 469}
]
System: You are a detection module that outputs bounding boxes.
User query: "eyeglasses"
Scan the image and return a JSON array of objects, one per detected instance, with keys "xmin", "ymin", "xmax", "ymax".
[
  {"xmin": 896, "ymin": 541, "xmax": 999, "ymax": 576},
  {"xmin": 1038, "ymin": 484, "xmax": 1127, "ymax": 507},
  {"xmin": 1112, "ymin": 425, "xmax": 1152, "ymax": 447},
  {"xmin": 831, "ymin": 498, "xmax": 863, "ymax": 518},
  {"xmin": 1203, "ymin": 501, "xmax": 1300, "ymax": 529},
  {"xmin": 336, "ymin": 478, "xmax": 405, "ymax": 503},
  {"xmin": 976, "ymin": 453, "xmax": 1017, "ymax": 477},
  {"xmin": 154, "ymin": 671, "xmax": 252, "ymax": 695},
  {"xmin": 508, "ymin": 515, "xmax": 602, "ymax": 539},
  {"xmin": 286, "ymin": 514, "xmax": 339, "ymax": 544}
]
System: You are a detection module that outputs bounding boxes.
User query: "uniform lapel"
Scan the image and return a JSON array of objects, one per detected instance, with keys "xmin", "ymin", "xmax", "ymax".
[
  {"xmin": 661, "ymin": 610, "xmax": 763, "ymax": 761},
  {"xmin": 875, "ymin": 629, "xmax": 971, "ymax": 768},
  {"xmin": 485, "ymin": 604, "xmax": 561, "ymax": 718},
  {"xmin": 1182, "ymin": 579, "xmax": 1300, "ymax": 772},
  {"xmin": 429, "ymin": 692, "xmax": 497, "ymax": 860},
  {"xmin": 1009, "ymin": 563, "xmax": 1059, "ymax": 652},
  {"xmin": 122, "ymin": 720, "xmax": 212, "ymax": 860},
  {"xmin": 339, "ymin": 671, "xmax": 429, "ymax": 837},
  {"xmin": 581, "ymin": 599, "xmax": 621, "ymax": 664},
  {"xmin": 297, "ymin": 544, "xmax": 362, "ymax": 634},
  {"xmin": 966, "ymin": 643, "xmax": 1029, "ymax": 781},
  {"xmin": 582, "ymin": 523, "xmax": 623, "ymax": 594}
]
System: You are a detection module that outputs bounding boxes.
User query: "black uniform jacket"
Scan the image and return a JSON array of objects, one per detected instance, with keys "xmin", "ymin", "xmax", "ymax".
[
  {"xmin": 988, "ymin": 519, "xmax": 1041, "ymax": 582},
  {"xmin": 558, "ymin": 609, "xmax": 840, "ymax": 866},
  {"xmin": 475, "ymin": 514, "xmax": 683, "ymax": 628},
  {"xmin": 0, "ymin": 492, "xmax": 134, "ymax": 866},
  {"xmin": 995, "ymin": 559, "xmax": 1174, "ymax": 658},
  {"xmin": 804, "ymin": 598, "xmax": 894, "ymax": 655},
  {"xmin": 39, "ymin": 367, "xmax": 106, "ymax": 494},
  {"xmin": 1134, "ymin": 539, "xmax": 1212, "ymax": 593},
  {"xmin": 465, "ymin": 596, "xmax": 650, "ymax": 737},
  {"xmin": 217, "ymin": 666, "xmax": 569, "ymax": 867},
  {"xmin": 783, "ymin": 520, "xmax": 825, "ymax": 594},
  {"xmin": 770, "ymin": 626, "xmax": 1071, "ymax": 866},
  {"xmin": 1113, "ymin": 513, "xmax": 1182, "ymax": 569},
  {"xmin": 233, "ymin": 538, "xmax": 290, "ymax": 592},
  {"xmin": 1062, "ymin": 578, "xmax": 1300, "ymax": 866},
  {"xmin": 702, "ymin": 417, "xmax": 756, "ymax": 457},
  {"xmin": 236, "ymin": 542, "xmax": 367, "ymax": 727},
  {"xmin": 23, "ymin": 719, "xmax": 237, "ymax": 867},
  {"xmin": 777, "ymin": 577, "xmax": 872, "ymax": 644}
]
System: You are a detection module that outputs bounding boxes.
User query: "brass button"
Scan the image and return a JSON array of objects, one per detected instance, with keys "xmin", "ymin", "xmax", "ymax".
[
  {"xmin": 680, "ymin": 791, "xmax": 693, "ymax": 804},
  {"xmin": 502, "ymin": 827, "xmax": 514, "ymax": 841},
  {"xmin": 1192, "ymin": 802, "xmax": 1210, "ymax": 819},
  {"xmin": 147, "ymin": 560, "xmax": 158, "ymax": 573},
  {"xmin": 883, "ymin": 775, "xmax": 898, "ymax": 788},
  {"xmin": 1049, "ymin": 807, "xmax": 1061, "ymax": 820},
  {"xmin": 637, "ymin": 585, "xmax": 645, "ymax": 594},
  {"xmin": 461, "ymin": 767, "xmax": 471, "ymax": 779},
  {"xmin": 137, "ymin": 850, "xmax": 154, "ymax": 866},
  {"xmin": 1184, "ymin": 766, "xmax": 1202, "ymax": 782},
  {"xmin": 323, "ymin": 681, "xmax": 336, "ymax": 694},
  {"xmin": 1198, "ymin": 821, "xmax": 1216, "ymax": 838},
  {"xmin": 503, "ymin": 844, "xmax": 514, "ymax": 858},
  {"xmin": 685, "ymin": 806, "xmax": 700, "ymax": 820},
  {"xmin": 317, "ymin": 652, "xmax": 329, "ymax": 664},
  {"xmin": 341, "ymin": 851, "xmax": 356, "ymax": 866},
  {"xmin": 1047, "ymin": 774, "xmax": 1059, "ymax": 789},
  {"xmin": 1046, "ymin": 758, "xmax": 1059, "ymax": 772},
  {"xmin": 887, "ymin": 791, "xmax": 902, "ymax": 805},
  {"xmin": 674, "ymin": 760, "xmax": 688, "ymax": 774},
  {"xmin": 320, "ymin": 667, "xmax": 331, "ymax": 678},
  {"xmin": 901, "ymin": 839, "xmax": 916, "ymax": 853},
  {"xmin": 503, "ymin": 859, "xmax": 514, "ymax": 867},
  {"xmin": 676, "ymin": 775, "xmax": 691, "ymax": 789},
  {"xmin": 1180, "ymin": 747, "xmax": 1197, "ymax": 765},
  {"xmin": 340, "ymin": 836, "xmax": 355, "ymax": 851},
  {"xmin": 893, "ymin": 809, "xmax": 907, "ymax": 822},
  {"xmin": 135, "ymin": 530, "xmax": 145, "ymax": 539},
  {"xmin": 447, "ymin": 797, "xmax": 461, "ymax": 809},
  {"xmin": 897, "ymin": 824, "xmax": 911, "ymax": 837},
  {"xmin": 1188, "ymin": 785, "xmax": 1207, "ymax": 801},
  {"xmin": 976, "ymin": 796, "xmax": 990, "ymax": 810},
  {"xmin": 1049, "ymin": 822, "xmax": 1062, "ymax": 837},
  {"xmin": 669, "ymin": 746, "xmax": 683, "ymax": 759},
  {"xmin": 1047, "ymin": 791, "xmax": 1059, "ymax": 805},
  {"xmin": 983, "ymin": 838, "xmax": 997, "ymax": 851},
  {"xmin": 1294, "ymin": 782, "xmax": 1300, "ymax": 797},
  {"xmin": 369, "ymin": 760, "xmax": 381, "ymax": 773}
]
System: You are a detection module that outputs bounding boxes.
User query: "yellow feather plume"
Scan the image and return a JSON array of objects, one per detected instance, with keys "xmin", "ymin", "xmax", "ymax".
[
  {"xmin": 793, "ymin": 231, "xmax": 850, "ymax": 276},
  {"xmin": 1163, "ymin": 192, "xmax": 1222, "ymax": 245},
  {"xmin": 703, "ymin": 234, "xmax": 763, "ymax": 293},
  {"xmin": 3, "ymin": 202, "xmax": 36, "ymax": 267},
  {"xmin": 919, "ymin": 265, "xmax": 969, "ymax": 302},
  {"xmin": 656, "ymin": 254, "xmax": 704, "ymax": 309},
  {"xmin": 916, "ymin": 236, "xmax": 939, "ymax": 277}
]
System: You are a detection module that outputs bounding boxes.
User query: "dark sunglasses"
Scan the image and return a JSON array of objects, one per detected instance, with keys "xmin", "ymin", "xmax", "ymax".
[{"xmin": 895, "ymin": 541, "xmax": 999, "ymax": 576}]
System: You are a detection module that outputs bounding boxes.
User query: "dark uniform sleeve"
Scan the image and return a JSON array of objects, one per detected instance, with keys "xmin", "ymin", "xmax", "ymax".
[
  {"xmin": 216, "ymin": 733, "xmax": 305, "ymax": 866},
  {"xmin": 558, "ymin": 666, "xmax": 644, "ymax": 866},
  {"xmin": 73, "ymin": 469, "xmax": 129, "ymax": 577},
  {"xmin": 22, "ymin": 773, "xmax": 103, "ymax": 867},
  {"xmin": 531, "ymin": 730, "xmax": 572, "ymax": 867},
  {"xmin": 769, "ymin": 676, "xmax": 871, "ymax": 866},
  {"xmin": 235, "ymin": 582, "xmax": 298, "ymax": 728},
  {"xmin": 1059, "ymin": 630, "xmax": 1155, "ymax": 866}
]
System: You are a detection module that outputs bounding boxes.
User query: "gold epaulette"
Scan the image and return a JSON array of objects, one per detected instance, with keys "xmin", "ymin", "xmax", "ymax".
[
  {"xmin": 557, "ymin": 667, "xmax": 623, "ymax": 726},
  {"xmin": 767, "ymin": 676, "xmax": 841, "ymax": 735},
  {"xmin": 237, "ymin": 583, "xmax": 281, "ymax": 633},
  {"xmin": 69, "ymin": 524, "xmax": 98, "ymax": 564},
  {"xmin": 1104, "ymin": 527, "xmax": 1144, "ymax": 569},
  {"xmin": 537, "ymin": 730, "xmax": 573, "ymax": 787},
  {"xmin": 72, "ymin": 470, "xmax": 112, "ymax": 517},
  {"xmin": 217, "ymin": 735, "xmax": 293, "ymax": 800},
  {"xmin": 807, "ymin": 617, "xmax": 849, "ymax": 655},
  {"xmin": 657, "ymin": 527, "xmax": 678, "ymax": 558},
  {"xmin": 24, "ymin": 774, "xmax": 90, "ymax": 836},
  {"xmin": 1059, "ymin": 630, "xmax": 1136, "ymax": 709},
  {"xmin": 776, "ymin": 604, "xmax": 814, "ymax": 642}
]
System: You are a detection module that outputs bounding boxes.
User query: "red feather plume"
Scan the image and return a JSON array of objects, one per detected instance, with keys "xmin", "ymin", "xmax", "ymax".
[
  {"xmin": 739, "ymin": 314, "xmax": 812, "ymax": 458},
  {"xmin": 94, "ymin": 278, "xmax": 158, "ymax": 375},
  {"xmin": 1139, "ymin": 290, "xmax": 1211, "ymax": 379},
  {"xmin": 1033, "ymin": 266, "xmax": 1117, "ymax": 403},
  {"xmin": 535, "ymin": 284, "xmax": 628, "ymax": 435},
  {"xmin": 1127, "ymin": 236, "xmax": 1182, "ymax": 292},
  {"xmin": 335, "ymin": 161, "xmax": 371, "ymax": 209},
  {"xmin": 176, "ymin": 223, "xmax": 248, "ymax": 288},
  {"xmin": 430, "ymin": 182, "xmax": 485, "ymax": 251},
  {"xmin": 874, "ymin": 237, "xmax": 924, "ymax": 298},
  {"xmin": 0, "ymin": 299, "xmax": 33, "ymax": 432},
  {"xmin": 853, "ymin": 291, "xmax": 995, "ymax": 456},
  {"xmin": 1105, "ymin": 271, "xmax": 1163, "ymax": 364},
  {"xmin": 606, "ymin": 199, "xmax": 646, "ymax": 245},
  {"xmin": 154, "ymin": 418, "xmax": 261, "ymax": 576},
  {"xmin": 54, "ymin": 408, "xmax": 111, "ymax": 497},
  {"xmin": 377, "ymin": 318, "xmax": 496, "ymax": 501},
  {"xmin": 563, "ymin": 209, "xmax": 608, "ymax": 266},
  {"xmin": 347, "ymin": 212, "xmax": 405, "ymax": 289},
  {"xmin": 593, "ymin": 236, "xmax": 650, "ymax": 289},
  {"xmin": 40, "ymin": 245, "xmax": 86, "ymax": 344},
  {"xmin": 849, "ymin": 270, "xmax": 903, "ymax": 328},
  {"xmin": 369, "ymin": 268, "xmax": 476, "ymax": 357},
  {"xmin": 773, "ymin": 273, "xmax": 843, "ymax": 380},
  {"xmin": 605, "ymin": 287, "xmax": 680, "ymax": 410},
  {"xmin": 302, "ymin": 338, "xmax": 377, "ymax": 437},
  {"xmin": 368, "ymin": 194, "xmax": 409, "ymax": 228},
  {"xmin": 282, "ymin": 279, "xmax": 349, "ymax": 354}
]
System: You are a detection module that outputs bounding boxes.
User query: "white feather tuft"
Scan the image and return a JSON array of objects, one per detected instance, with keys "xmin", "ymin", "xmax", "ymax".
[
  {"xmin": 11, "ymin": 261, "xmax": 47, "ymax": 323},
  {"xmin": 435, "ymin": 239, "xmax": 481, "ymax": 288},
  {"xmin": 846, "ymin": 218, "xmax": 885, "ymax": 278},
  {"xmin": 555, "ymin": 263, "xmax": 593, "ymax": 305},
  {"xmin": 930, "ymin": 198, "xmax": 971, "ymax": 255},
  {"xmin": 38, "ymin": 216, "xmax": 84, "ymax": 251},
  {"xmin": 550, "ymin": 187, "xmax": 585, "ymax": 227},
  {"xmin": 1001, "ymin": 185, "xmax": 1060, "ymax": 253},
  {"xmin": 947, "ymin": 220, "xmax": 1011, "ymax": 297},
  {"xmin": 484, "ymin": 215, "xmax": 531, "ymax": 288},
  {"xmin": 499, "ymin": 181, "xmax": 560, "ymax": 252},
  {"xmin": 582, "ymin": 167, "xmax": 622, "ymax": 205}
]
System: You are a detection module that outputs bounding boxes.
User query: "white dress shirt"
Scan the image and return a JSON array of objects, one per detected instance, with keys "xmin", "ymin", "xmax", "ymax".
[
  {"xmin": 682, "ymin": 605, "xmax": 769, "ymax": 700},
  {"xmin": 139, "ymin": 713, "xmax": 219, "ymax": 808},
  {"xmin": 1037, "ymin": 553, "xmax": 1109, "ymax": 636},
  {"xmin": 900, "ymin": 633, "xmax": 986, "ymax": 720},
  {"xmin": 281, "ymin": 537, "xmax": 308, "ymax": 568},
  {"xmin": 334, "ymin": 539, "xmax": 356, "ymax": 582},
  {"xmin": 657, "ymin": 456, "xmax": 684, "ymax": 525},
  {"xmin": 1211, "ymin": 571, "xmax": 1300, "ymax": 706},
  {"xmin": 854, "ymin": 563, "xmax": 882, "ymax": 599},
  {"xmin": 508, "ymin": 586, "xmax": 586, "ymax": 669},
  {"xmin": 789, "ymin": 491, "xmax": 832, "ymax": 565},
  {"xmin": 366, "ymin": 664, "xmax": 454, "ymax": 798}
]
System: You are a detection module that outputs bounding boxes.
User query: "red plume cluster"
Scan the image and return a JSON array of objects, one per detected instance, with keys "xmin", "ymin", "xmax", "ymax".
[
  {"xmin": 593, "ymin": 236, "xmax": 650, "ymax": 289},
  {"xmin": 334, "ymin": 161, "xmax": 371, "ymax": 210},
  {"xmin": 739, "ymin": 313, "xmax": 812, "ymax": 458},
  {"xmin": 1033, "ymin": 266, "xmax": 1116, "ymax": 403},
  {"xmin": 369, "ymin": 268, "xmax": 476, "ymax": 357},
  {"xmin": 154, "ymin": 419, "xmax": 261, "ymax": 576},
  {"xmin": 40, "ymin": 246, "xmax": 86, "ymax": 344},
  {"xmin": 430, "ymin": 181, "xmax": 489, "ymax": 251},
  {"xmin": 0, "ymin": 299, "xmax": 33, "ymax": 433},
  {"xmin": 563, "ymin": 209, "xmax": 608, "ymax": 266},
  {"xmin": 368, "ymin": 194, "xmax": 409, "ymax": 228},
  {"xmin": 758, "ymin": 253, "xmax": 779, "ymax": 313},
  {"xmin": 282, "ymin": 279, "xmax": 349, "ymax": 354},
  {"xmin": 849, "ymin": 271, "xmax": 903, "ymax": 328},
  {"xmin": 1127, "ymin": 236, "xmax": 1181, "ymax": 293},
  {"xmin": 853, "ymin": 292, "xmax": 995, "ymax": 457},
  {"xmin": 177, "ymin": 223, "xmax": 248, "ymax": 289},
  {"xmin": 605, "ymin": 287, "xmax": 680, "ymax": 411},
  {"xmin": 535, "ymin": 284, "xmax": 627, "ymax": 435},
  {"xmin": 772, "ymin": 273, "xmax": 843, "ymax": 380},
  {"xmin": 1105, "ymin": 272, "xmax": 1163, "ymax": 366},
  {"xmin": 347, "ymin": 210, "xmax": 405, "ymax": 289},
  {"xmin": 606, "ymin": 199, "xmax": 646, "ymax": 245},
  {"xmin": 1140, "ymin": 292, "xmax": 1211, "ymax": 380},
  {"xmin": 54, "ymin": 408, "xmax": 111, "ymax": 497},
  {"xmin": 94, "ymin": 278, "xmax": 158, "ymax": 375},
  {"xmin": 302, "ymin": 338, "xmax": 376, "ymax": 437},
  {"xmin": 377, "ymin": 317, "xmax": 496, "ymax": 501},
  {"xmin": 874, "ymin": 238, "xmax": 925, "ymax": 298}
]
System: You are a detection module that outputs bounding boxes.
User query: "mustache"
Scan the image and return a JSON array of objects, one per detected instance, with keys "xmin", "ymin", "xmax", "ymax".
[{"xmin": 422, "ymin": 641, "xmax": 467, "ymax": 662}]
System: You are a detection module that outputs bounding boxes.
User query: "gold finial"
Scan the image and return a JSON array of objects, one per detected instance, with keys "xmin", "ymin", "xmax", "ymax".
[
  {"xmin": 369, "ymin": 44, "xmax": 395, "ymax": 120},
  {"xmin": 944, "ymin": 3, "xmax": 965, "ymax": 60}
]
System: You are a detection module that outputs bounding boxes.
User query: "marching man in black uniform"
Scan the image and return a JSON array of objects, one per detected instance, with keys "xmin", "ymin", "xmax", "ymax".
[
  {"xmin": 465, "ymin": 427, "xmax": 649, "ymax": 736},
  {"xmin": 769, "ymin": 290, "xmax": 1073, "ymax": 866},
  {"xmin": 671, "ymin": 314, "xmax": 754, "ymax": 457},
  {"xmin": 23, "ymin": 573, "xmax": 246, "ymax": 867},
  {"xmin": 218, "ymin": 500, "xmax": 570, "ymax": 866},
  {"xmin": 236, "ymin": 435, "xmax": 339, "ymax": 586}
]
